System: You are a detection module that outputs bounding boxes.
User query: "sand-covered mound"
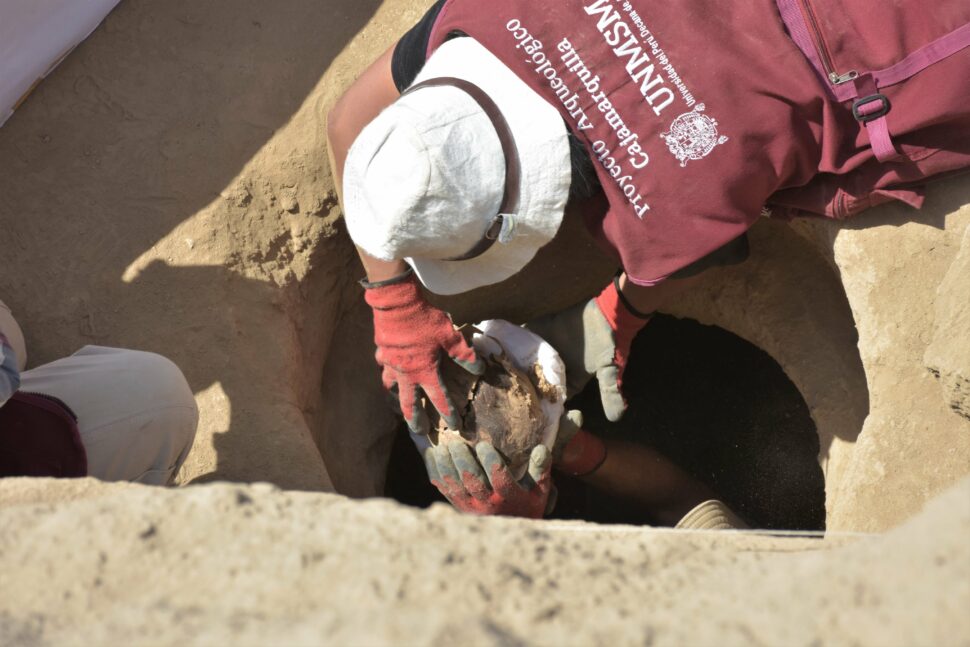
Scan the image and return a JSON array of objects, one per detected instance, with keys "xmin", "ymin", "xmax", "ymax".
[{"xmin": 0, "ymin": 476, "xmax": 967, "ymax": 646}]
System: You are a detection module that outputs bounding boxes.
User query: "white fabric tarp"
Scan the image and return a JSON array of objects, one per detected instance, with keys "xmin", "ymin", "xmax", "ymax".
[{"xmin": 1, "ymin": 0, "xmax": 121, "ymax": 127}]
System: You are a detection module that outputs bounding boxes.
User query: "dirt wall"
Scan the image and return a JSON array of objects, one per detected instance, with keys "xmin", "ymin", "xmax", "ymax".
[{"xmin": 0, "ymin": 0, "xmax": 436, "ymax": 493}]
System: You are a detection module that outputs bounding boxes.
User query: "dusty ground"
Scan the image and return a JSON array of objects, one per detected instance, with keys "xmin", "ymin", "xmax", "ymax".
[
  {"xmin": 0, "ymin": 476, "xmax": 968, "ymax": 646},
  {"xmin": 0, "ymin": 0, "xmax": 423, "ymax": 494}
]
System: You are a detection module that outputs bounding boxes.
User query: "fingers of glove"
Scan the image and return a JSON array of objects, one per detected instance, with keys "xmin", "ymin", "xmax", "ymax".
[
  {"xmin": 399, "ymin": 380, "xmax": 430, "ymax": 435},
  {"xmin": 410, "ymin": 402, "xmax": 431, "ymax": 436},
  {"xmin": 379, "ymin": 365, "xmax": 405, "ymax": 417},
  {"xmin": 554, "ymin": 410, "xmax": 585, "ymax": 454},
  {"xmin": 447, "ymin": 442, "xmax": 491, "ymax": 501},
  {"xmin": 583, "ymin": 299, "xmax": 621, "ymax": 371},
  {"xmin": 545, "ymin": 484, "xmax": 559, "ymax": 516},
  {"xmin": 421, "ymin": 369, "xmax": 462, "ymax": 430},
  {"xmin": 422, "ymin": 447, "xmax": 442, "ymax": 484},
  {"xmin": 474, "ymin": 442, "xmax": 514, "ymax": 494},
  {"xmin": 430, "ymin": 444, "xmax": 466, "ymax": 498},
  {"xmin": 424, "ymin": 447, "xmax": 469, "ymax": 507},
  {"xmin": 563, "ymin": 409, "xmax": 584, "ymax": 432},
  {"xmin": 380, "ymin": 364, "xmax": 397, "ymax": 393},
  {"xmin": 452, "ymin": 354, "xmax": 486, "ymax": 377},
  {"xmin": 524, "ymin": 444, "xmax": 552, "ymax": 489},
  {"xmin": 441, "ymin": 333, "xmax": 485, "ymax": 376},
  {"xmin": 596, "ymin": 364, "xmax": 627, "ymax": 422}
]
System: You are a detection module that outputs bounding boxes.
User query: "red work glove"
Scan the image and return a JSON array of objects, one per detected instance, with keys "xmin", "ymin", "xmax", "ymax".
[
  {"xmin": 551, "ymin": 410, "xmax": 608, "ymax": 477},
  {"xmin": 593, "ymin": 277, "xmax": 651, "ymax": 417},
  {"xmin": 527, "ymin": 276, "xmax": 651, "ymax": 421},
  {"xmin": 423, "ymin": 440, "xmax": 553, "ymax": 519},
  {"xmin": 363, "ymin": 269, "xmax": 484, "ymax": 435}
]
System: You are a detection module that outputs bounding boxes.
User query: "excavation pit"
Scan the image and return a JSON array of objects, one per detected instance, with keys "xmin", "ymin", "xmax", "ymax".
[{"xmin": 386, "ymin": 315, "xmax": 826, "ymax": 530}]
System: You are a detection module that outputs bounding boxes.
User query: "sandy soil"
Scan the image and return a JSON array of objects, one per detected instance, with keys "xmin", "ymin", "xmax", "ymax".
[
  {"xmin": 0, "ymin": 475, "xmax": 967, "ymax": 646},
  {"xmin": 0, "ymin": 0, "xmax": 435, "ymax": 493}
]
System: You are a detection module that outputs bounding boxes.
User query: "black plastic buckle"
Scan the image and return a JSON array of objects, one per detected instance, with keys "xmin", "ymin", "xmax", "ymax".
[{"xmin": 852, "ymin": 94, "xmax": 891, "ymax": 123}]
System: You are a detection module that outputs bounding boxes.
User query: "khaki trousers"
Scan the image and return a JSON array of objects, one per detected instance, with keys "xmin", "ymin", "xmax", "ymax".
[{"xmin": 1, "ymin": 299, "xmax": 197, "ymax": 485}]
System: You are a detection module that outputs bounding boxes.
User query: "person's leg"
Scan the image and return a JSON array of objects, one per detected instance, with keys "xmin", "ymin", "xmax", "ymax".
[
  {"xmin": 19, "ymin": 346, "xmax": 198, "ymax": 485},
  {"xmin": 675, "ymin": 499, "xmax": 749, "ymax": 530},
  {"xmin": 0, "ymin": 298, "xmax": 27, "ymax": 371}
]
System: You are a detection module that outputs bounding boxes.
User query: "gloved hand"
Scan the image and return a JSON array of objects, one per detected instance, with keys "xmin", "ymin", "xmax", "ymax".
[
  {"xmin": 0, "ymin": 332, "xmax": 21, "ymax": 408},
  {"xmin": 527, "ymin": 277, "xmax": 651, "ymax": 421},
  {"xmin": 552, "ymin": 410, "xmax": 608, "ymax": 477},
  {"xmin": 363, "ymin": 269, "xmax": 484, "ymax": 435},
  {"xmin": 423, "ymin": 439, "xmax": 553, "ymax": 519}
]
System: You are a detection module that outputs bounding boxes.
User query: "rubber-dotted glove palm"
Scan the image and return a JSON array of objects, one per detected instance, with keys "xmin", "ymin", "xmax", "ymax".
[
  {"xmin": 423, "ymin": 440, "xmax": 553, "ymax": 519},
  {"xmin": 363, "ymin": 270, "xmax": 484, "ymax": 434},
  {"xmin": 527, "ymin": 279, "xmax": 650, "ymax": 421},
  {"xmin": 552, "ymin": 409, "xmax": 584, "ymax": 461}
]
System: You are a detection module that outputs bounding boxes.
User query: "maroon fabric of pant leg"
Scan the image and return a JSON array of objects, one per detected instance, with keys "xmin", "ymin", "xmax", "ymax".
[{"xmin": 0, "ymin": 392, "xmax": 87, "ymax": 478}]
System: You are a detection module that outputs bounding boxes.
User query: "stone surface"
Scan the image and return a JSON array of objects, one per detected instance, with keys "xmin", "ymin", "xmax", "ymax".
[
  {"xmin": 925, "ymin": 222, "xmax": 970, "ymax": 423},
  {"xmin": 0, "ymin": 477, "xmax": 967, "ymax": 646},
  {"xmin": 796, "ymin": 184, "xmax": 970, "ymax": 531}
]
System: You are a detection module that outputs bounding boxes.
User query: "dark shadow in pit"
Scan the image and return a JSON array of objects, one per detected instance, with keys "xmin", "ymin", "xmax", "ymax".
[{"xmin": 386, "ymin": 315, "xmax": 825, "ymax": 531}]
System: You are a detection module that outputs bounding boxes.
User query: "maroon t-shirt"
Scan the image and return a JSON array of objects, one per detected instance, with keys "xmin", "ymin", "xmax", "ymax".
[
  {"xmin": 415, "ymin": 0, "xmax": 970, "ymax": 285},
  {"xmin": 392, "ymin": 1, "xmax": 751, "ymax": 278}
]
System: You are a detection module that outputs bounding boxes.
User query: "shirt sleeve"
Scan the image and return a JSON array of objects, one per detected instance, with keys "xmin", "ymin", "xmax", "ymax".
[
  {"xmin": 0, "ymin": 332, "xmax": 21, "ymax": 407},
  {"xmin": 669, "ymin": 233, "xmax": 750, "ymax": 279},
  {"xmin": 391, "ymin": 0, "xmax": 448, "ymax": 92}
]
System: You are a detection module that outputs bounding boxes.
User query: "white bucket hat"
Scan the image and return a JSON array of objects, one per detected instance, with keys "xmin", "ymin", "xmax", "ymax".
[{"xmin": 343, "ymin": 38, "xmax": 571, "ymax": 295}]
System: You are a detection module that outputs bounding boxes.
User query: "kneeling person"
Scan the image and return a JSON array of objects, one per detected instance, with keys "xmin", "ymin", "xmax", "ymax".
[{"xmin": 1, "ymin": 298, "xmax": 198, "ymax": 485}]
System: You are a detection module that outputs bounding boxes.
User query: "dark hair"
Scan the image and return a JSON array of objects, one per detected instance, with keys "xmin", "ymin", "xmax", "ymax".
[{"xmin": 567, "ymin": 131, "xmax": 601, "ymax": 200}]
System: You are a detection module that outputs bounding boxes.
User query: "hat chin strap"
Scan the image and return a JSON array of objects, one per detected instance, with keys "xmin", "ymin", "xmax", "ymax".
[{"xmin": 400, "ymin": 77, "xmax": 521, "ymax": 262}]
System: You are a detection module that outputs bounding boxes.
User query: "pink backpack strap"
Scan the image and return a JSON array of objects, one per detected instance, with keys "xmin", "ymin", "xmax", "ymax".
[
  {"xmin": 853, "ymin": 22, "xmax": 970, "ymax": 162},
  {"xmin": 777, "ymin": 0, "xmax": 970, "ymax": 163},
  {"xmin": 851, "ymin": 74, "xmax": 898, "ymax": 162},
  {"xmin": 871, "ymin": 23, "xmax": 970, "ymax": 88}
]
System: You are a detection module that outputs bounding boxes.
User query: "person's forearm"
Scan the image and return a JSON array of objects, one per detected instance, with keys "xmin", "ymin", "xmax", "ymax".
[
  {"xmin": 326, "ymin": 46, "xmax": 407, "ymax": 282},
  {"xmin": 357, "ymin": 249, "xmax": 409, "ymax": 283},
  {"xmin": 578, "ymin": 437, "xmax": 718, "ymax": 526},
  {"xmin": 327, "ymin": 47, "xmax": 399, "ymax": 201},
  {"xmin": 617, "ymin": 272, "xmax": 700, "ymax": 316}
]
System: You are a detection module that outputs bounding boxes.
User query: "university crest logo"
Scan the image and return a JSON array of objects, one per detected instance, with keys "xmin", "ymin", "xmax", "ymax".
[{"xmin": 660, "ymin": 104, "xmax": 729, "ymax": 167}]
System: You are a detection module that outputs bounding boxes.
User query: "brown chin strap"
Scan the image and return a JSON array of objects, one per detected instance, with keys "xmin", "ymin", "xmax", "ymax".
[{"xmin": 400, "ymin": 77, "xmax": 521, "ymax": 262}]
